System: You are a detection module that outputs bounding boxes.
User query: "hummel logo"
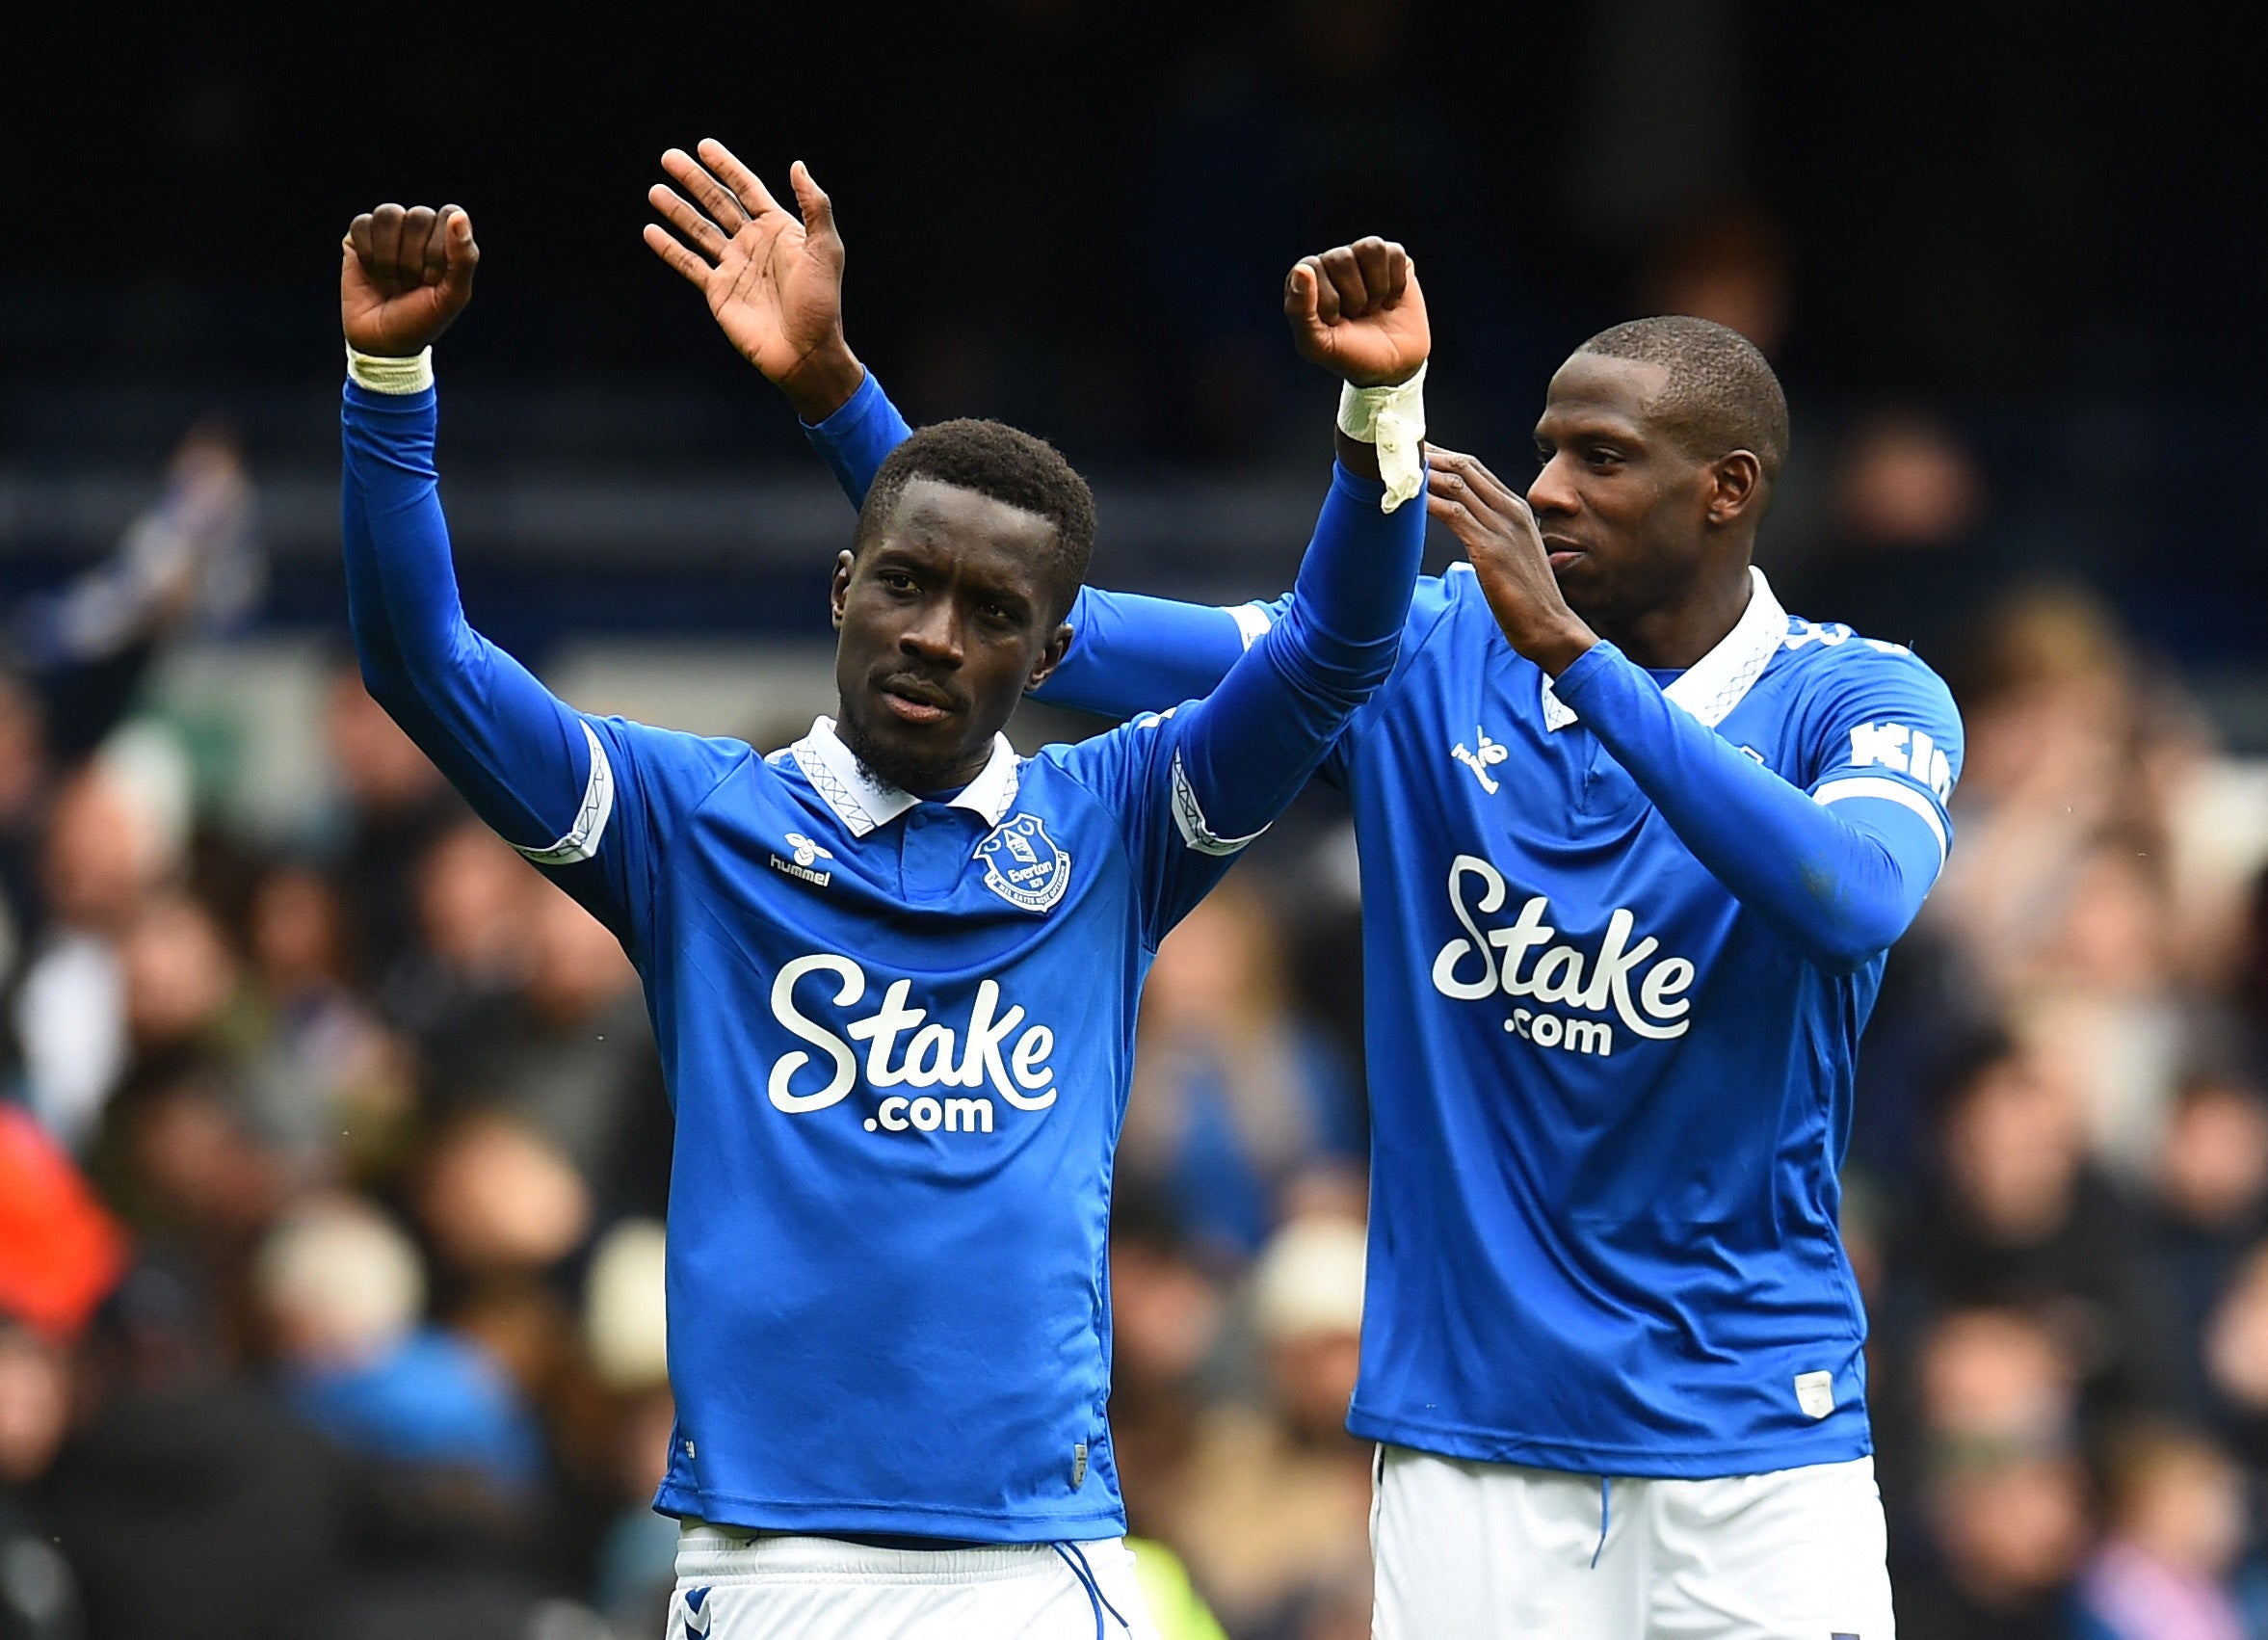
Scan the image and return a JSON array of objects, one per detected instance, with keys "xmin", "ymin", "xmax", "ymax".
[
  {"xmin": 1451, "ymin": 727, "xmax": 1510, "ymax": 794},
  {"xmin": 770, "ymin": 832, "xmax": 835, "ymax": 889},
  {"xmin": 683, "ymin": 1586, "xmax": 713, "ymax": 1635}
]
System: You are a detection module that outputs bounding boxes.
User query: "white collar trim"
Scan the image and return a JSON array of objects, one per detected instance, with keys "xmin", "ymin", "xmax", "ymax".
[
  {"xmin": 788, "ymin": 716, "xmax": 1022, "ymax": 837},
  {"xmin": 1541, "ymin": 566, "xmax": 1787, "ymax": 731}
]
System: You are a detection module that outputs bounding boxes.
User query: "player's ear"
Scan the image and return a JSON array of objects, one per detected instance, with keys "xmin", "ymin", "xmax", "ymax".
[
  {"xmin": 830, "ymin": 549, "xmax": 856, "ymax": 631},
  {"xmin": 1025, "ymin": 621, "xmax": 1075, "ymax": 694},
  {"xmin": 1705, "ymin": 450, "xmax": 1764, "ymax": 528}
]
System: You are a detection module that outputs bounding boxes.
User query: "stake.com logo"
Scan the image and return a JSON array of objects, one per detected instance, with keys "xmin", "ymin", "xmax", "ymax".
[{"xmin": 765, "ymin": 954, "xmax": 1060, "ymax": 1134}]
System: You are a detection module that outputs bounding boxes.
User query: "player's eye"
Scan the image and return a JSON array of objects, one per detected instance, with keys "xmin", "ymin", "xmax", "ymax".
[{"xmin": 878, "ymin": 569, "xmax": 919, "ymax": 594}]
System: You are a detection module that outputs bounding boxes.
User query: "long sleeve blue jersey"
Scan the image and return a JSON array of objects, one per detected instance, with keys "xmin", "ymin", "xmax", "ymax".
[
  {"xmin": 808, "ymin": 371, "xmax": 1965, "ymax": 1477},
  {"xmin": 340, "ymin": 376, "xmax": 1423, "ymax": 1537}
]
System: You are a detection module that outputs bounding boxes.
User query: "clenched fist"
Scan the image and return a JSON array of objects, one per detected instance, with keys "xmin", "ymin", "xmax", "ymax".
[
  {"xmin": 341, "ymin": 204, "xmax": 480, "ymax": 357},
  {"xmin": 1284, "ymin": 237, "xmax": 1428, "ymax": 387}
]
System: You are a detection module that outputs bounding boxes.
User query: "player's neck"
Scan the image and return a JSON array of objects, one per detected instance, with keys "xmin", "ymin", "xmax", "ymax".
[{"xmin": 1592, "ymin": 560, "xmax": 1754, "ymax": 672}]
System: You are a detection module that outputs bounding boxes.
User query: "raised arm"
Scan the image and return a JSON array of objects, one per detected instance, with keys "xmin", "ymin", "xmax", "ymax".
[
  {"xmin": 645, "ymin": 141, "xmax": 1291, "ymax": 721},
  {"xmin": 338, "ymin": 204, "xmax": 626, "ymax": 917},
  {"xmin": 1067, "ymin": 242, "xmax": 1431, "ymax": 938},
  {"xmin": 1156, "ymin": 238, "xmax": 1430, "ymax": 812},
  {"xmin": 1426, "ymin": 448, "xmax": 1958, "ymax": 971}
]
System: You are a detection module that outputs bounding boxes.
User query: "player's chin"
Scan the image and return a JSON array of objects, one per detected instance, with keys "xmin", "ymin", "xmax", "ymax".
[
  {"xmin": 843, "ymin": 697, "xmax": 970, "ymax": 791},
  {"xmin": 1552, "ymin": 558, "xmax": 1613, "ymax": 615}
]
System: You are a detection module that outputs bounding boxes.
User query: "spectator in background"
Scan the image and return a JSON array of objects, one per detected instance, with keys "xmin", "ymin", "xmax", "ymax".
[
  {"xmin": 2201, "ymin": 1243, "xmax": 2268, "ymax": 1471},
  {"xmin": 1168, "ymin": 1214, "xmax": 1373, "ymax": 1639},
  {"xmin": 424, "ymin": 882, "xmax": 671, "ymax": 1227},
  {"xmin": 0, "ymin": 1105, "xmax": 126, "ymax": 1640},
  {"xmin": 581, "ymin": 1217, "xmax": 675, "ymax": 1637},
  {"xmin": 1781, "ymin": 410, "xmax": 1992, "ymax": 663},
  {"xmin": 2073, "ymin": 1420, "xmax": 2247, "ymax": 1640},
  {"xmin": 1121, "ymin": 879, "xmax": 1364, "ymax": 1262},
  {"xmin": 322, "ymin": 664, "xmax": 461, "ymax": 994},
  {"xmin": 256, "ymin": 1195, "xmax": 539, "ymax": 1499},
  {"xmin": 2150, "ymin": 1076, "xmax": 2268, "ymax": 1415},
  {"xmin": 10, "ymin": 756, "xmax": 178, "ymax": 1151},
  {"xmin": 118, "ymin": 890, "xmax": 255, "ymax": 1084},
  {"xmin": 1894, "ymin": 1308, "xmax": 2091, "ymax": 1638},
  {"xmin": 385, "ymin": 818, "xmax": 535, "ymax": 1041},
  {"xmin": 1891, "ymin": 1027, "xmax": 2182, "ymax": 1428},
  {"xmin": 0, "ymin": 429, "xmax": 259, "ymax": 955},
  {"xmin": 240, "ymin": 861, "xmax": 412, "ymax": 1180},
  {"xmin": 409, "ymin": 1105, "xmax": 596, "ymax": 1518},
  {"xmin": 2015, "ymin": 837, "xmax": 2188, "ymax": 1183},
  {"xmin": 1929, "ymin": 586, "xmax": 2143, "ymax": 997},
  {"xmin": 1637, "ymin": 205, "xmax": 1791, "ymax": 359},
  {"xmin": 1106, "ymin": 1196, "xmax": 1227, "ymax": 1555},
  {"xmin": 102, "ymin": 1058, "xmax": 289, "ymax": 1307}
]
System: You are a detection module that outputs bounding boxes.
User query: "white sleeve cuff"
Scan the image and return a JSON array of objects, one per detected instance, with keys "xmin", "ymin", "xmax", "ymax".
[
  {"xmin": 346, "ymin": 343, "xmax": 435, "ymax": 394},
  {"xmin": 1337, "ymin": 359, "xmax": 1426, "ymax": 513}
]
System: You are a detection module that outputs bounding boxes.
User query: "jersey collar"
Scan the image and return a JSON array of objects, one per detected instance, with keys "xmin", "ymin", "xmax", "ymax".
[
  {"xmin": 1540, "ymin": 566, "xmax": 1786, "ymax": 732},
  {"xmin": 788, "ymin": 715, "xmax": 1022, "ymax": 838}
]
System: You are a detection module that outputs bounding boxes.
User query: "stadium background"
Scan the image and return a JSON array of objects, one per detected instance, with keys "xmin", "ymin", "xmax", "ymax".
[{"xmin": 4, "ymin": 4, "xmax": 2267, "ymax": 1636}]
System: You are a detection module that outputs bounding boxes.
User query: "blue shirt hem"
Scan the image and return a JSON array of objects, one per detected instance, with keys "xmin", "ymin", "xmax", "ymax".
[
  {"xmin": 652, "ymin": 1482, "xmax": 1129, "ymax": 1545},
  {"xmin": 1346, "ymin": 1404, "xmax": 1874, "ymax": 1480}
]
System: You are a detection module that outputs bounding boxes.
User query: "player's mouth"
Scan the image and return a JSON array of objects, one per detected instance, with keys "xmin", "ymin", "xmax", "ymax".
[
  {"xmin": 1542, "ymin": 535, "xmax": 1588, "ymax": 570},
  {"xmin": 876, "ymin": 675, "xmax": 962, "ymax": 726}
]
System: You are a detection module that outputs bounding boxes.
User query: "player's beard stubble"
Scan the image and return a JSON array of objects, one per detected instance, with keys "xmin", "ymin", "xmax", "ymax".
[{"xmin": 835, "ymin": 697, "xmax": 978, "ymax": 800}]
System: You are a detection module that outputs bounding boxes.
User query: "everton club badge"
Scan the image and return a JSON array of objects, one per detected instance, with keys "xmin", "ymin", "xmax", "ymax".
[{"xmin": 975, "ymin": 813, "xmax": 1071, "ymax": 914}]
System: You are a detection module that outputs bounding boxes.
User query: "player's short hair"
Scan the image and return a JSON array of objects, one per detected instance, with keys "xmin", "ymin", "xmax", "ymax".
[
  {"xmin": 1577, "ymin": 316, "xmax": 1790, "ymax": 486},
  {"xmin": 856, "ymin": 419, "xmax": 1096, "ymax": 621}
]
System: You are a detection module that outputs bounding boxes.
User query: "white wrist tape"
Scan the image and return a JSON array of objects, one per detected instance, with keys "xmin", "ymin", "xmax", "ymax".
[
  {"xmin": 346, "ymin": 343, "xmax": 435, "ymax": 394},
  {"xmin": 1337, "ymin": 359, "xmax": 1426, "ymax": 513}
]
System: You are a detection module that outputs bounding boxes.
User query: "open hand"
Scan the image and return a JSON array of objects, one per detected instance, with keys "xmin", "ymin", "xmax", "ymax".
[
  {"xmin": 1427, "ymin": 447, "xmax": 1596, "ymax": 675},
  {"xmin": 1284, "ymin": 238, "xmax": 1429, "ymax": 386},
  {"xmin": 645, "ymin": 140, "xmax": 861, "ymax": 421},
  {"xmin": 341, "ymin": 205, "xmax": 478, "ymax": 357}
]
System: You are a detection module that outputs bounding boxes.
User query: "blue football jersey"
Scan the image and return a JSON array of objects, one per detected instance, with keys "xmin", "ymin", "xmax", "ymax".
[
  {"xmin": 1319, "ymin": 567, "xmax": 1961, "ymax": 1475},
  {"xmin": 578, "ymin": 714, "xmax": 1249, "ymax": 1539}
]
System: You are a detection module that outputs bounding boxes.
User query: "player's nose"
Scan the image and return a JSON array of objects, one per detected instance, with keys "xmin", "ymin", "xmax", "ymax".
[
  {"xmin": 897, "ymin": 600, "xmax": 963, "ymax": 664},
  {"xmin": 1527, "ymin": 454, "xmax": 1580, "ymax": 517}
]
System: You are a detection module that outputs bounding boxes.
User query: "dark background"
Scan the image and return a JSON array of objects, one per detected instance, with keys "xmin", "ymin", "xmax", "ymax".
[{"xmin": 3, "ymin": 0, "xmax": 2264, "ymax": 658}]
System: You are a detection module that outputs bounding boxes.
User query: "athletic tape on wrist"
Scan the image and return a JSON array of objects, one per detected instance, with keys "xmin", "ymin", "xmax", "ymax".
[
  {"xmin": 1337, "ymin": 359, "xmax": 1426, "ymax": 513},
  {"xmin": 346, "ymin": 343, "xmax": 435, "ymax": 394}
]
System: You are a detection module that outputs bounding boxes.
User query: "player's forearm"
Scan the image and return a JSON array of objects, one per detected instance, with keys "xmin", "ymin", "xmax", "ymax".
[
  {"xmin": 1171, "ymin": 461, "xmax": 1422, "ymax": 838},
  {"xmin": 1550, "ymin": 644, "xmax": 1936, "ymax": 968},
  {"xmin": 339, "ymin": 382, "xmax": 596, "ymax": 853}
]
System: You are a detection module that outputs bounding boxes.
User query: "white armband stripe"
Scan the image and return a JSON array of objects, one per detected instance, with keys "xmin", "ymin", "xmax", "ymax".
[
  {"xmin": 1170, "ymin": 751, "xmax": 1268, "ymax": 858},
  {"xmin": 1813, "ymin": 775, "xmax": 1947, "ymax": 864},
  {"xmin": 1224, "ymin": 603, "xmax": 1275, "ymax": 651},
  {"xmin": 515, "ymin": 720, "xmax": 616, "ymax": 866}
]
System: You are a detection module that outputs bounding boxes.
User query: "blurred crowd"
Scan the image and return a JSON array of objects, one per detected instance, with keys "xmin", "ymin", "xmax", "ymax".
[{"xmin": 8, "ymin": 413, "xmax": 2268, "ymax": 1640}]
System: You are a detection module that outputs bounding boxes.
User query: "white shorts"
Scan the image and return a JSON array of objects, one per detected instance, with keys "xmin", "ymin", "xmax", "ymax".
[
  {"xmin": 665, "ymin": 1524, "xmax": 1159, "ymax": 1639},
  {"xmin": 1371, "ymin": 1445, "xmax": 1896, "ymax": 1639}
]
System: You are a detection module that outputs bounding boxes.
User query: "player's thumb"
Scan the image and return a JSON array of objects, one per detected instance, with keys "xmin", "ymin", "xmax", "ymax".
[
  {"xmin": 1283, "ymin": 261, "xmax": 1321, "ymax": 330},
  {"xmin": 791, "ymin": 163, "xmax": 840, "ymax": 251},
  {"xmin": 439, "ymin": 206, "xmax": 481, "ymax": 295}
]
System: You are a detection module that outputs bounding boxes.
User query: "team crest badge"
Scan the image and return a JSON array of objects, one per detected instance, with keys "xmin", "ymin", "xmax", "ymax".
[{"xmin": 975, "ymin": 813, "xmax": 1071, "ymax": 913}]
